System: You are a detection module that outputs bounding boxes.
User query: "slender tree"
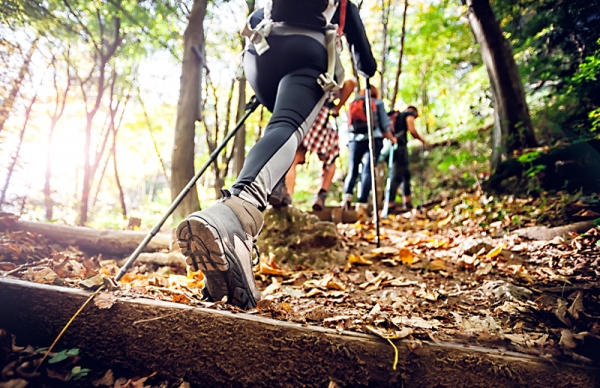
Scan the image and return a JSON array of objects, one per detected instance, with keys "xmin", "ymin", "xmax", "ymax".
[
  {"xmin": 44, "ymin": 49, "xmax": 72, "ymax": 220},
  {"xmin": 233, "ymin": 0, "xmax": 256, "ymax": 175},
  {"xmin": 379, "ymin": 0, "xmax": 392, "ymax": 97},
  {"xmin": 390, "ymin": 0, "xmax": 409, "ymax": 109},
  {"xmin": 0, "ymin": 90, "xmax": 39, "ymax": 208},
  {"xmin": 0, "ymin": 38, "xmax": 38, "ymax": 135},
  {"xmin": 463, "ymin": 0, "xmax": 537, "ymax": 170},
  {"xmin": 171, "ymin": 0, "xmax": 208, "ymax": 222}
]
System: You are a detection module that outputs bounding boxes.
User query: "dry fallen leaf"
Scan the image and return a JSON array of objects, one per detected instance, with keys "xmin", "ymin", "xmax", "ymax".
[
  {"xmin": 399, "ymin": 248, "xmax": 414, "ymax": 265},
  {"xmin": 92, "ymin": 369, "xmax": 115, "ymax": 387},
  {"xmin": 555, "ymin": 298, "xmax": 572, "ymax": 326},
  {"xmin": 485, "ymin": 244, "xmax": 505, "ymax": 259},
  {"xmin": 348, "ymin": 253, "xmax": 372, "ymax": 265},
  {"xmin": 94, "ymin": 292, "xmax": 118, "ymax": 310},
  {"xmin": 568, "ymin": 292, "xmax": 584, "ymax": 320},
  {"xmin": 428, "ymin": 259, "xmax": 446, "ymax": 271},
  {"xmin": 437, "ymin": 213, "xmax": 453, "ymax": 228},
  {"xmin": 370, "ymin": 246, "xmax": 400, "ymax": 256}
]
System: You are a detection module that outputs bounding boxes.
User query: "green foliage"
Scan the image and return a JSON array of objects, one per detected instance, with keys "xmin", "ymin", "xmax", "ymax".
[
  {"xmin": 48, "ymin": 348, "xmax": 79, "ymax": 364},
  {"xmin": 493, "ymin": 0, "xmax": 600, "ymax": 138}
]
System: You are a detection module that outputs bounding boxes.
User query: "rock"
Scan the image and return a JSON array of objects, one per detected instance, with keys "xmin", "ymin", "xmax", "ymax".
[{"xmin": 257, "ymin": 207, "xmax": 346, "ymax": 269}]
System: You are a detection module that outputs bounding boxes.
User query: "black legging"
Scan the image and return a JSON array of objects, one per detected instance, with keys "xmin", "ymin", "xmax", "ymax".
[
  {"xmin": 230, "ymin": 35, "xmax": 328, "ymax": 210},
  {"xmin": 389, "ymin": 145, "xmax": 411, "ymax": 200}
]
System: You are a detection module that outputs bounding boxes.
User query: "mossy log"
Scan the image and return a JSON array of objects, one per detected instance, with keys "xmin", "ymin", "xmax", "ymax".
[
  {"xmin": 0, "ymin": 278, "xmax": 599, "ymax": 388},
  {"xmin": 257, "ymin": 207, "xmax": 346, "ymax": 269},
  {"xmin": 485, "ymin": 139, "xmax": 600, "ymax": 194}
]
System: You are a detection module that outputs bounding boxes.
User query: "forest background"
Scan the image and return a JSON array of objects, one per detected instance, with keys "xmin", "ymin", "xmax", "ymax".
[{"xmin": 1, "ymin": 0, "xmax": 598, "ymax": 230}]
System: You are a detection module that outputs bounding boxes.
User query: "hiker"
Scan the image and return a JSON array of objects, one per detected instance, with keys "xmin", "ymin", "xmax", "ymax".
[
  {"xmin": 342, "ymin": 85, "xmax": 394, "ymax": 216},
  {"xmin": 385, "ymin": 105, "xmax": 427, "ymax": 212},
  {"xmin": 176, "ymin": 0, "xmax": 377, "ymax": 309},
  {"xmin": 270, "ymin": 77, "xmax": 357, "ymax": 211}
]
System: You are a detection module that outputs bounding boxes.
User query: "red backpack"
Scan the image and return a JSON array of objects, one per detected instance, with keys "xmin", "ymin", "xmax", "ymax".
[{"xmin": 348, "ymin": 96, "xmax": 377, "ymax": 134}]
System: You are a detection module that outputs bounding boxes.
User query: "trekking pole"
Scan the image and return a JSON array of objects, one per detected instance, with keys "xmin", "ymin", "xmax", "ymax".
[
  {"xmin": 381, "ymin": 140, "xmax": 395, "ymax": 219},
  {"xmin": 115, "ymin": 95, "xmax": 261, "ymax": 282},
  {"xmin": 364, "ymin": 78, "xmax": 381, "ymax": 247}
]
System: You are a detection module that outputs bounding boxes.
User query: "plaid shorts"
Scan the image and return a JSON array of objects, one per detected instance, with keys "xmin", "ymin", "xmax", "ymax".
[{"xmin": 301, "ymin": 106, "xmax": 340, "ymax": 168}]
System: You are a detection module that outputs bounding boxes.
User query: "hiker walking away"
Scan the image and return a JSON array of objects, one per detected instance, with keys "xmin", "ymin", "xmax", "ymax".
[
  {"xmin": 176, "ymin": 0, "xmax": 377, "ymax": 309},
  {"xmin": 386, "ymin": 105, "xmax": 427, "ymax": 212},
  {"xmin": 270, "ymin": 77, "xmax": 357, "ymax": 211},
  {"xmin": 342, "ymin": 85, "xmax": 394, "ymax": 217}
]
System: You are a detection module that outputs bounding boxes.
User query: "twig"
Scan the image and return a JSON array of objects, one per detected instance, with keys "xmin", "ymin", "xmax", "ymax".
[
  {"xmin": 386, "ymin": 338, "xmax": 399, "ymax": 370},
  {"xmin": 132, "ymin": 309, "xmax": 188, "ymax": 325},
  {"xmin": 34, "ymin": 285, "xmax": 105, "ymax": 372},
  {"xmin": 3, "ymin": 260, "xmax": 47, "ymax": 277}
]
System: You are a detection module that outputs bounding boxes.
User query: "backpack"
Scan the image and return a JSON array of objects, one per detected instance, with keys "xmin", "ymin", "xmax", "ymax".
[
  {"xmin": 348, "ymin": 96, "xmax": 377, "ymax": 134},
  {"xmin": 244, "ymin": 0, "xmax": 347, "ymax": 92}
]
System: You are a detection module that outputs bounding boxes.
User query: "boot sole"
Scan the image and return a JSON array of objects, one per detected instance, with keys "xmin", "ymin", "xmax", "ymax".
[{"xmin": 176, "ymin": 217, "xmax": 257, "ymax": 309}]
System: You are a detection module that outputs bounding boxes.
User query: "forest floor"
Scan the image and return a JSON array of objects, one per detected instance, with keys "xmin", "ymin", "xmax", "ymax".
[{"xmin": 1, "ymin": 189, "xmax": 600, "ymax": 387}]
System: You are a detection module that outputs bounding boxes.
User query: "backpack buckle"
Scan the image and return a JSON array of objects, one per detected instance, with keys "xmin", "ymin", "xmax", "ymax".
[{"xmin": 318, "ymin": 73, "xmax": 338, "ymax": 93}]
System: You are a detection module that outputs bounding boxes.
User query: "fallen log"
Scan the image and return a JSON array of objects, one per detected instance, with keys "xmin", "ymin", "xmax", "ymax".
[
  {"xmin": 0, "ymin": 278, "xmax": 598, "ymax": 388},
  {"xmin": 514, "ymin": 220, "xmax": 596, "ymax": 241},
  {"xmin": 4, "ymin": 220, "xmax": 172, "ymax": 256}
]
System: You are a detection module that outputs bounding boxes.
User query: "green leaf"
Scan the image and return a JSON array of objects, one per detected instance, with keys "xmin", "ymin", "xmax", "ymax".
[
  {"xmin": 71, "ymin": 366, "xmax": 81, "ymax": 374},
  {"xmin": 48, "ymin": 350, "xmax": 68, "ymax": 364},
  {"xmin": 66, "ymin": 348, "xmax": 79, "ymax": 356},
  {"xmin": 594, "ymin": 218, "xmax": 600, "ymax": 227}
]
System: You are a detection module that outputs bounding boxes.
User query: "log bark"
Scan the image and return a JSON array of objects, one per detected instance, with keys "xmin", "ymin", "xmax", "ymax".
[
  {"xmin": 171, "ymin": 0, "xmax": 207, "ymax": 222},
  {"xmin": 463, "ymin": 0, "xmax": 537, "ymax": 171},
  {"xmin": 3, "ymin": 220, "xmax": 171, "ymax": 255},
  {"xmin": 0, "ymin": 277, "xmax": 598, "ymax": 388}
]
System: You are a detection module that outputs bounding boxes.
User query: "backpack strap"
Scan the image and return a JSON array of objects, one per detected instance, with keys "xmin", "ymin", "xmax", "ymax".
[{"xmin": 337, "ymin": 0, "xmax": 347, "ymax": 36}]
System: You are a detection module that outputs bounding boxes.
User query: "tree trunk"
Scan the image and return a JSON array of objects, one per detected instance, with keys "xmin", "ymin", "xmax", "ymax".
[
  {"xmin": 233, "ymin": 0, "xmax": 255, "ymax": 176},
  {"xmin": 139, "ymin": 90, "xmax": 169, "ymax": 180},
  {"xmin": 0, "ymin": 39, "xmax": 38, "ymax": 135},
  {"xmin": 233, "ymin": 79, "xmax": 247, "ymax": 175},
  {"xmin": 112, "ymin": 128, "xmax": 127, "ymax": 219},
  {"xmin": 77, "ymin": 17, "xmax": 121, "ymax": 225},
  {"xmin": 378, "ymin": 0, "xmax": 391, "ymax": 97},
  {"xmin": 0, "ymin": 93, "xmax": 38, "ymax": 208},
  {"xmin": 44, "ymin": 56, "xmax": 72, "ymax": 221},
  {"xmin": 464, "ymin": 0, "xmax": 537, "ymax": 171},
  {"xmin": 171, "ymin": 0, "xmax": 208, "ymax": 222},
  {"xmin": 390, "ymin": 0, "xmax": 409, "ymax": 109}
]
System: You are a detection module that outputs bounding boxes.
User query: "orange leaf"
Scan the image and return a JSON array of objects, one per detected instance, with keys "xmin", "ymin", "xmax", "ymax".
[{"xmin": 399, "ymin": 248, "xmax": 414, "ymax": 265}]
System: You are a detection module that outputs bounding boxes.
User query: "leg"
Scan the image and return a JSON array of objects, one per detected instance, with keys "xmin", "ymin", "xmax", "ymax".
[
  {"xmin": 357, "ymin": 138, "xmax": 383, "ymax": 203},
  {"xmin": 285, "ymin": 148, "xmax": 306, "ymax": 196},
  {"xmin": 177, "ymin": 35, "xmax": 328, "ymax": 309},
  {"xmin": 231, "ymin": 69, "xmax": 326, "ymax": 209},
  {"xmin": 313, "ymin": 160, "xmax": 336, "ymax": 211},
  {"xmin": 388, "ymin": 146, "xmax": 406, "ymax": 208},
  {"xmin": 343, "ymin": 140, "xmax": 367, "ymax": 196}
]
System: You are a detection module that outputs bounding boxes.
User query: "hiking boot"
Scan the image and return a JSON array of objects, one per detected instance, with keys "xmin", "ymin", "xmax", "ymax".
[
  {"xmin": 312, "ymin": 189, "xmax": 328, "ymax": 211},
  {"xmin": 403, "ymin": 201, "xmax": 414, "ymax": 211},
  {"xmin": 269, "ymin": 180, "xmax": 292, "ymax": 208},
  {"xmin": 176, "ymin": 191, "xmax": 263, "ymax": 309}
]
